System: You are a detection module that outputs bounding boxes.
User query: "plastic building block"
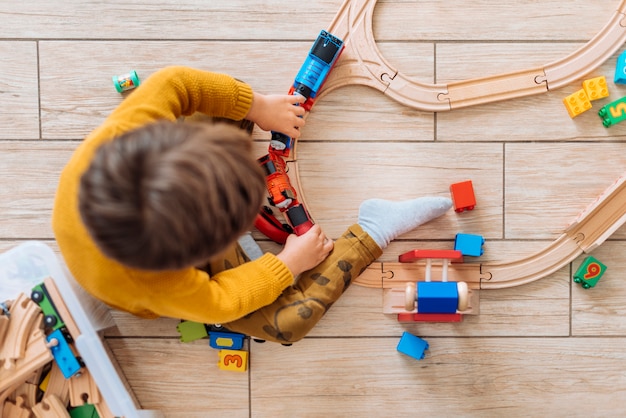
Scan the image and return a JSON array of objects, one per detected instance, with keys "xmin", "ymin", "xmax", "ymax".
[
  {"xmin": 397, "ymin": 331, "xmax": 429, "ymax": 360},
  {"xmin": 454, "ymin": 233, "xmax": 485, "ymax": 257},
  {"xmin": 209, "ymin": 331, "xmax": 245, "ymax": 350},
  {"xmin": 583, "ymin": 76, "xmax": 609, "ymax": 101},
  {"xmin": 615, "ymin": 50, "xmax": 626, "ymax": 84},
  {"xmin": 176, "ymin": 320, "xmax": 208, "ymax": 343},
  {"xmin": 598, "ymin": 96, "xmax": 626, "ymax": 127},
  {"xmin": 573, "ymin": 255, "xmax": 607, "ymax": 289},
  {"xmin": 47, "ymin": 329, "xmax": 82, "ymax": 379},
  {"xmin": 218, "ymin": 349, "xmax": 248, "ymax": 372},
  {"xmin": 417, "ymin": 281, "xmax": 459, "ymax": 314},
  {"xmin": 450, "ymin": 180, "xmax": 476, "ymax": 212},
  {"xmin": 563, "ymin": 88, "xmax": 591, "ymax": 118},
  {"xmin": 397, "ymin": 313, "xmax": 463, "ymax": 322}
]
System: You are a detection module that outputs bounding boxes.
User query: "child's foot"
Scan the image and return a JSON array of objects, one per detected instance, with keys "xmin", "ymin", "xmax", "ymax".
[{"xmin": 358, "ymin": 197, "xmax": 452, "ymax": 249}]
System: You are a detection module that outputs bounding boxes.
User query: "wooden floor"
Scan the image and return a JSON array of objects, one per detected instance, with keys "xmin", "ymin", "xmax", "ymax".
[{"xmin": 2, "ymin": 1, "xmax": 626, "ymax": 416}]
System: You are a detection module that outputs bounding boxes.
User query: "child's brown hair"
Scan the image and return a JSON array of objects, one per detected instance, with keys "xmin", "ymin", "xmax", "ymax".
[{"xmin": 79, "ymin": 120, "xmax": 266, "ymax": 270}]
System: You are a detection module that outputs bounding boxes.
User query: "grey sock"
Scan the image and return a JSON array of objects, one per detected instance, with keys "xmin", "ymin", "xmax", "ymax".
[{"xmin": 358, "ymin": 197, "xmax": 452, "ymax": 249}]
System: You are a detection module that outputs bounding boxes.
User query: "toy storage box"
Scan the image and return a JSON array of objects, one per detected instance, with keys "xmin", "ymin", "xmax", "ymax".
[{"xmin": 0, "ymin": 241, "xmax": 163, "ymax": 418}]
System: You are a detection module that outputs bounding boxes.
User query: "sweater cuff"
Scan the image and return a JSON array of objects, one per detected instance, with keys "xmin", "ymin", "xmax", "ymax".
[
  {"xmin": 230, "ymin": 80, "xmax": 254, "ymax": 121},
  {"xmin": 255, "ymin": 252, "xmax": 294, "ymax": 288}
]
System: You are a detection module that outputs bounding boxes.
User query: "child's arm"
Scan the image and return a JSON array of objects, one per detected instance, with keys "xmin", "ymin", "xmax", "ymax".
[
  {"xmin": 106, "ymin": 66, "xmax": 306, "ymax": 138},
  {"xmin": 146, "ymin": 253, "xmax": 295, "ymax": 325},
  {"xmin": 140, "ymin": 226, "xmax": 333, "ymax": 325},
  {"xmin": 106, "ymin": 66, "xmax": 255, "ymax": 126}
]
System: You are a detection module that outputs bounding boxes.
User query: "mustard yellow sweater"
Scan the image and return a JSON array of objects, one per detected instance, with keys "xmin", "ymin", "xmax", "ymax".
[{"xmin": 52, "ymin": 66, "xmax": 294, "ymax": 324}]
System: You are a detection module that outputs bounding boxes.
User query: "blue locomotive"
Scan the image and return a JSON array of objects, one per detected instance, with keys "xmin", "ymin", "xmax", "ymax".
[{"xmin": 270, "ymin": 29, "xmax": 344, "ymax": 155}]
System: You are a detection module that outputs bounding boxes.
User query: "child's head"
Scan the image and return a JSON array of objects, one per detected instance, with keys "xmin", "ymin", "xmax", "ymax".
[{"xmin": 79, "ymin": 121, "xmax": 266, "ymax": 270}]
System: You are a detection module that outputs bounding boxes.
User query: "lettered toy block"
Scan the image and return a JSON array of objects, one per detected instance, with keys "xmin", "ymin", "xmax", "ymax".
[
  {"xmin": 450, "ymin": 180, "xmax": 476, "ymax": 212},
  {"xmin": 454, "ymin": 233, "xmax": 485, "ymax": 257},
  {"xmin": 598, "ymin": 96, "xmax": 626, "ymax": 127},
  {"xmin": 614, "ymin": 50, "xmax": 626, "ymax": 84},
  {"xmin": 218, "ymin": 349, "xmax": 248, "ymax": 372},
  {"xmin": 573, "ymin": 256, "xmax": 607, "ymax": 289},
  {"xmin": 563, "ymin": 89, "xmax": 591, "ymax": 118},
  {"xmin": 582, "ymin": 76, "xmax": 609, "ymax": 101},
  {"xmin": 397, "ymin": 331, "xmax": 429, "ymax": 360}
]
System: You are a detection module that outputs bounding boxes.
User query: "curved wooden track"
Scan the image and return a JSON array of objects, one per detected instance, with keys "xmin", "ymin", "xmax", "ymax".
[
  {"xmin": 283, "ymin": 0, "xmax": 626, "ymax": 290},
  {"xmin": 354, "ymin": 173, "xmax": 626, "ymax": 290},
  {"xmin": 319, "ymin": 0, "xmax": 626, "ymax": 111}
]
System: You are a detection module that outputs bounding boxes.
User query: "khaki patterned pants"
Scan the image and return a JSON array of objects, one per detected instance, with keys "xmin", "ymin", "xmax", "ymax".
[{"xmin": 206, "ymin": 224, "xmax": 382, "ymax": 344}]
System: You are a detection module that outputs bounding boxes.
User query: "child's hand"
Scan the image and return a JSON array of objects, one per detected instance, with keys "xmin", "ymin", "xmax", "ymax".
[
  {"xmin": 246, "ymin": 92, "xmax": 306, "ymax": 138},
  {"xmin": 276, "ymin": 224, "xmax": 334, "ymax": 279}
]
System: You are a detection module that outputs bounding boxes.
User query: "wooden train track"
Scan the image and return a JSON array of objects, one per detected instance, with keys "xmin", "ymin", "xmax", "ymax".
[
  {"xmin": 281, "ymin": 0, "xmax": 626, "ymax": 290},
  {"xmin": 319, "ymin": 0, "xmax": 626, "ymax": 111},
  {"xmin": 354, "ymin": 173, "xmax": 626, "ymax": 290}
]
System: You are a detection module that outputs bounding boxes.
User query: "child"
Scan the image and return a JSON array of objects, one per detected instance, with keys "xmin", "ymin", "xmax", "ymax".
[{"xmin": 52, "ymin": 66, "xmax": 452, "ymax": 344}]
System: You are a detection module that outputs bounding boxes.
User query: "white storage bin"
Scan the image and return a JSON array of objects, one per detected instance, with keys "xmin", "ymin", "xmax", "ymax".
[{"xmin": 0, "ymin": 241, "xmax": 163, "ymax": 418}]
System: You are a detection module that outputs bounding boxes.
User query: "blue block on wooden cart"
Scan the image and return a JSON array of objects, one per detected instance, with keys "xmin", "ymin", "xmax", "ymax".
[{"xmin": 417, "ymin": 282, "xmax": 458, "ymax": 314}]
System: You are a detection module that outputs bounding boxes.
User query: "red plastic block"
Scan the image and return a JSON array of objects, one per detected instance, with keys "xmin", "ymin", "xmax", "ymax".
[
  {"xmin": 397, "ymin": 313, "xmax": 463, "ymax": 322},
  {"xmin": 399, "ymin": 249, "xmax": 463, "ymax": 263},
  {"xmin": 450, "ymin": 180, "xmax": 476, "ymax": 212}
]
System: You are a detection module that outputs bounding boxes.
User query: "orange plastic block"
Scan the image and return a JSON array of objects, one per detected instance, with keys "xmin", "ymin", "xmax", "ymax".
[
  {"xmin": 449, "ymin": 180, "xmax": 476, "ymax": 212},
  {"xmin": 583, "ymin": 76, "xmax": 609, "ymax": 101},
  {"xmin": 218, "ymin": 349, "xmax": 248, "ymax": 372},
  {"xmin": 563, "ymin": 88, "xmax": 591, "ymax": 118},
  {"xmin": 399, "ymin": 249, "xmax": 463, "ymax": 263}
]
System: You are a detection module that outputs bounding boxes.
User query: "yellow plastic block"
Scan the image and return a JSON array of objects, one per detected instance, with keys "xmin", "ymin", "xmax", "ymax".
[
  {"xmin": 563, "ymin": 89, "xmax": 591, "ymax": 118},
  {"xmin": 583, "ymin": 76, "xmax": 609, "ymax": 101},
  {"xmin": 218, "ymin": 349, "xmax": 248, "ymax": 372}
]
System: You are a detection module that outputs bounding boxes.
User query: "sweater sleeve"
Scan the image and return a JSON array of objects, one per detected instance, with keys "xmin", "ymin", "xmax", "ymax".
[
  {"xmin": 107, "ymin": 65, "xmax": 254, "ymax": 127},
  {"xmin": 137, "ymin": 253, "xmax": 294, "ymax": 324}
]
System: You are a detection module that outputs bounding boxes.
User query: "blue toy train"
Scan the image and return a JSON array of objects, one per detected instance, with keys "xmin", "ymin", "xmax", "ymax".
[{"xmin": 270, "ymin": 29, "xmax": 344, "ymax": 154}]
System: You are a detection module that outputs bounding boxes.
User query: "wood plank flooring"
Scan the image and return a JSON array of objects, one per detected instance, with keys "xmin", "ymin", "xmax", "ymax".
[{"xmin": 1, "ymin": 1, "xmax": 625, "ymax": 416}]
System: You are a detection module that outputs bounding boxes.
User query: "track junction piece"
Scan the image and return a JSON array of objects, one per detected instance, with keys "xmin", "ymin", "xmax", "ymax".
[
  {"xmin": 278, "ymin": 0, "xmax": 626, "ymax": 291},
  {"xmin": 318, "ymin": 0, "xmax": 626, "ymax": 111}
]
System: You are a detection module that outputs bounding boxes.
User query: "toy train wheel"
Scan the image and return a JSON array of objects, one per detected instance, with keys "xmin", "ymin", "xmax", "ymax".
[
  {"xmin": 457, "ymin": 282, "xmax": 469, "ymax": 311},
  {"xmin": 43, "ymin": 315, "xmax": 58, "ymax": 328},
  {"xmin": 405, "ymin": 282, "xmax": 416, "ymax": 311},
  {"xmin": 30, "ymin": 290, "xmax": 44, "ymax": 303}
]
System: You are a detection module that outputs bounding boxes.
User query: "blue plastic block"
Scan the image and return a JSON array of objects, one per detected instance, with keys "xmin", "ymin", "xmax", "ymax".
[
  {"xmin": 209, "ymin": 331, "xmax": 245, "ymax": 350},
  {"xmin": 454, "ymin": 233, "xmax": 485, "ymax": 257},
  {"xmin": 615, "ymin": 51, "xmax": 626, "ymax": 84},
  {"xmin": 397, "ymin": 331, "xmax": 429, "ymax": 360},
  {"xmin": 47, "ymin": 329, "xmax": 82, "ymax": 378},
  {"xmin": 417, "ymin": 282, "xmax": 458, "ymax": 314}
]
